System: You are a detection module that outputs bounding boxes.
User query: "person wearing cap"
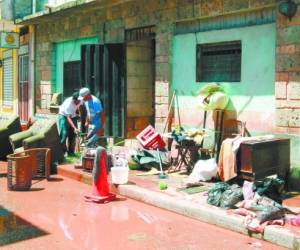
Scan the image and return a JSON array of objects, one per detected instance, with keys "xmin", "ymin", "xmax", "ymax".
[
  {"xmin": 79, "ymin": 87, "xmax": 106, "ymax": 146},
  {"xmin": 58, "ymin": 92, "xmax": 82, "ymax": 156}
]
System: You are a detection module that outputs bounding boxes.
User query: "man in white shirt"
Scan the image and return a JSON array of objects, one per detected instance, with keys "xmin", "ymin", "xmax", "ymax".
[{"xmin": 58, "ymin": 92, "xmax": 82, "ymax": 155}]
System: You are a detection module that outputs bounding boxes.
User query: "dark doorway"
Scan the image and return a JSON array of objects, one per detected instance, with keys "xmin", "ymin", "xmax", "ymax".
[
  {"xmin": 81, "ymin": 44, "xmax": 125, "ymax": 137},
  {"xmin": 63, "ymin": 61, "xmax": 81, "ymax": 99}
]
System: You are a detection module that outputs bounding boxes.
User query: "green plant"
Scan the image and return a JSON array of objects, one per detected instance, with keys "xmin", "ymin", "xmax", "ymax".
[{"xmin": 64, "ymin": 152, "xmax": 81, "ymax": 164}]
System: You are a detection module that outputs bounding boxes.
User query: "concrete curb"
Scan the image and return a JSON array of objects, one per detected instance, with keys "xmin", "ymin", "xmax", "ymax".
[
  {"xmin": 118, "ymin": 184, "xmax": 300, "ymax": 250},
  {"xmin": 57, "ymin": 165, "xmax": 300, "ymax": 249}
]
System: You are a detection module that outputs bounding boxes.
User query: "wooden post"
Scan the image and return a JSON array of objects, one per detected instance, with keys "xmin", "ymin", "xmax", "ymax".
[{"xmin": 163, "ymin": 90, "xmax": 176, "ymax": 134}]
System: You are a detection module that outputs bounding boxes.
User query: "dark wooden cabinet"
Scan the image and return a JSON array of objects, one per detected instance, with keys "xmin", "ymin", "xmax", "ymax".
[{"xmin": 237, "ymin": 138, "xmax": 290, "ymax": 182}]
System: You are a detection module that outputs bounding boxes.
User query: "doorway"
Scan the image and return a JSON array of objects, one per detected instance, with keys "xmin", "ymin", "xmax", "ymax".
[
  {"xmin": 63, "ymin": 60, "xmax": 81, "ymax": 99},
  {"xmin": 81, "ymin": 44, "xmax": 125, "ymax": 137},
  {"xmin": 18, "ymin": 54, "xmax": 29, "ymax": 121},
  {"xmin": 125, "ymin": 26, "xmax": 155, "ymax": 138}
]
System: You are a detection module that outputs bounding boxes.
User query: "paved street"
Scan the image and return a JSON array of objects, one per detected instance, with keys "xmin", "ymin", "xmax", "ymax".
[
  {"xmin": 0, "ymin": 0, "xmax": 299, "ymax": 249},
  {"xmin": 0, "ymin": 176, "xmax": 286, "ymax": 250}
]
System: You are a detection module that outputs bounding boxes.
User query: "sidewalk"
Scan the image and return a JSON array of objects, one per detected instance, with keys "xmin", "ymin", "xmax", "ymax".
[{"xmin": 57, "ymin": 163, "xmax": 300, "ymax": 250}]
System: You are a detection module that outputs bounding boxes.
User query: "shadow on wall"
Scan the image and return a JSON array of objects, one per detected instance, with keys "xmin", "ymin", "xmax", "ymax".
[
  {"xmin": 236, "ymin": 96, "xmax": 254, "ymax": 118},
  {"xmin": 221, "ymin": 95, "xmax": 254, "ymax": 123},
  {"xmin": 213, "ymin": 98, "xmax": 251, "ymax": 142}
]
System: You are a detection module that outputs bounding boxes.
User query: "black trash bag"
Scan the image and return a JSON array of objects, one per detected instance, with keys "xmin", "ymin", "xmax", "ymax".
[
  {"xmin": 220, "ymin": 184, "xmax": 243, "ymax": 209},
  {"xmin": 207, "ymin": 182, "xmax": 231, "ymax": 207},
  {"xmin": 246, "ymin": 196, "xmax": 285, "ymax": 224},
  {"xmin": 256, "ymin": 205, "xmax": 285, "ymax": 224},
  {"xmin": 254, "ymin": 178, "xmax": 285, "ymax": 204}
]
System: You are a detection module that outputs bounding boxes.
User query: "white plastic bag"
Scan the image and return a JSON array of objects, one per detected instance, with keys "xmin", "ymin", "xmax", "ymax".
[
  {"xmin": 242, "ymin": 181, "xmax": 255, "ymax": 200},
  {"xmin": 187, "ymin": 158, "xmax": 218, "ymax": 183}
]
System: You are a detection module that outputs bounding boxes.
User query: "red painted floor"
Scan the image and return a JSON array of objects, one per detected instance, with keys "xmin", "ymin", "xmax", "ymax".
[{"xmin": 0, "ymin": 175, "xmax": 286, "ymax": 250}]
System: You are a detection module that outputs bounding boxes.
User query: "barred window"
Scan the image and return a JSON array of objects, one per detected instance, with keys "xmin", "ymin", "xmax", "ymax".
[{"xmin": 196, "ymin": 41, "xmax": 241, "ymax": 82}]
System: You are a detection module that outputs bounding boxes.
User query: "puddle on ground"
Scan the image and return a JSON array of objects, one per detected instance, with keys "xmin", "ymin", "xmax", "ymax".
[
  {"xmin": 128, "ymin": 232, "xmax": 150, "ymax": 241},
  {"xmin": 110, "ymin": 204, "xmax": 129, "ymax": 222},
  {"xmin": 137, "ymin": 211, "xmax": 159, "ymax": 224}
]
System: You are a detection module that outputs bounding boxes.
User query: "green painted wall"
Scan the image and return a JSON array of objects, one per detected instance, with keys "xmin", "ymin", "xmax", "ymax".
[
  {"xmin": 172, "ymin": 23, "xmax": 276, "ymax": 131},
  {"xmin": 53, "ymin": 37, "xmax": 98, "ymax": 94}
]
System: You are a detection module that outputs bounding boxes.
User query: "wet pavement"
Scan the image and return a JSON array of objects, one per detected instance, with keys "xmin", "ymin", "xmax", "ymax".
[
  {"xmin": 56, "ymin": 162, "xmax": 300, "ymax": 248},
  {"xmin": 0, "ymin": 172, "xmax": 287, "ymax": 250}
]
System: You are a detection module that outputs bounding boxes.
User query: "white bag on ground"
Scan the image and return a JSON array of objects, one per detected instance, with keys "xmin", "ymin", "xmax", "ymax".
[{"xmin": 187, "ymin": 158, "xmax": 218, "ymax": 183}]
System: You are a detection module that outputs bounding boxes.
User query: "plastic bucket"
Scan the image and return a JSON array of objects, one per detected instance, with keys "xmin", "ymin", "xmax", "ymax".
[{"xmin": 111, "ymin": 167, "xmax": 129, "ymax": 184}]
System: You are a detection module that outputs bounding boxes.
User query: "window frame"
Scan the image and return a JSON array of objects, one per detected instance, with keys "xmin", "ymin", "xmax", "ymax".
[{"xmin": 196, "ymin": 40, "xmax": 242, "ymax": 83}]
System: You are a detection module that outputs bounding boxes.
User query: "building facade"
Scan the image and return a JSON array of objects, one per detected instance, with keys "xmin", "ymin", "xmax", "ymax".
[
  {"xmin": 0, "ymin": 19, "xmax": 19, "ymax": 116},
  {"xmin": 0, "ymin": 0, "xmax": 35, "ymax": 122},
  {"xmin": 12, "ymin": 0, "xmax": 300, "ymax": 170}
]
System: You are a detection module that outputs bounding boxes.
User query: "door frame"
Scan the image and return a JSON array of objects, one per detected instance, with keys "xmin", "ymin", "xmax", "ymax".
[
  {"xmin": 18, "ymin": 53, "xmax": 29, "ymax": 121},
  {"xmin": 124, "ymin": 26, "xmax": 156, "ymax": 129}
]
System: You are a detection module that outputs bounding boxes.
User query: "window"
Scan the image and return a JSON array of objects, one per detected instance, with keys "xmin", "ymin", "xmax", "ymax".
[{"xmin": 196, "ymin": 41, "xmax": 241, "ymax": 82}]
